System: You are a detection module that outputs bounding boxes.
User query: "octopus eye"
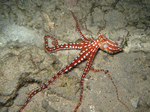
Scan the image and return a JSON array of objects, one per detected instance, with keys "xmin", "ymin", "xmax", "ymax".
[{"xmin": 103, "ymin": 44, "xmax": 107, "ymax": 48}]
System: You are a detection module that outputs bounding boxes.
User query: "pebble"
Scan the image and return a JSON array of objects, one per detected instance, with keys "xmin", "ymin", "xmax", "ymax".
[{"xmin": 130, "ymin": 97, "xmax": 139, "ymax": 108}]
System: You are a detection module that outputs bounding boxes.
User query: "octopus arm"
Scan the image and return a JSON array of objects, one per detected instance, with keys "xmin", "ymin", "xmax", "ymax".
[
  {"xmin": 71, "ymin": 11, "xmax": 90, "ymax": 42},
  {"xmin": 74, "ymin": 45, "xmax": 99, "ymax": 111},
  {"xmin": 44, "ymin": 35, "xmax": 90, "ymax": 51}
]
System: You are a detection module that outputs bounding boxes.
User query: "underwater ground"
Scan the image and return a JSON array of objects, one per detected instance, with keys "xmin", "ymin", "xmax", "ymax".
[{"xmin": 0, "ymin": 0, "xmax": 150, "ymax": 112}]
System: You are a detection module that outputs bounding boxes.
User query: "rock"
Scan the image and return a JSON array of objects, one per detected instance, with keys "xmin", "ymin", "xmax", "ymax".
[
  {"xmin": 0, "ymin": 40, "xmax": 58, "ymax": 111},
  {"xmin": 140, "ymin": 74, "xmax": 147, "ymax": 81},
  {"xmin": 108, "ymin": 28, "xmax": 128, "ymax": 40},
  {"xmin": 42, "ymin": 99, "xmax": 58, "ymax": 112},
  {"xmin": 124, "ymin": 26, "xmax": 150, "ymax": 53},
  {"xmin": 119, "ymin": 1, "xmax": 142, "ymax": 22},
  {"xmin": 0, "ymin": 107, "xmax": 8, "ymax": 112},
  {"xmin": 101, "ymin": 6, "xmax": 113, "ymax": 12},
  {"xmin": 131, "ymin": 97, "xmax": 140, "ymax": 108},
  {"xmin": 105, "ymin": 10, "xmax": 127, "ymax": 30},
  {"xmin": 136, "ymin": 22, "xmax": 146, "ymax": 29},
  {"xmin": 142, "ymin": 0, "xmax": 150, "ymax": 7},
  {"xmin": 115, "ymin": 2, "xmax": 125, "ymax": 12},
  {"xmin": 145, "ymin": 28, "xmax": 150, "ymax": 35}
]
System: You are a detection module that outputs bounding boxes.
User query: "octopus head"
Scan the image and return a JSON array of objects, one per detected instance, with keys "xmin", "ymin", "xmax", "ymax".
[{"xmin": 98, "ymin": 34, "xmax": 123, "ymax": 54}]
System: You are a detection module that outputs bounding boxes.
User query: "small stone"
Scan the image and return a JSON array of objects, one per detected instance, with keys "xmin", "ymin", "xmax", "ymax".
[
  {"xmin": 42, "ymin": 99, "xmax": 58, "ymax": 112},
  {"xmin": 115, "ymin": 2, "xmax": 124, "ymax": 12},
  {"xmin": 48, "ymin": 96, "xmax": 60, "ymax": 102},
  {"xmin": 147, "ymin": 102, "xmax": 150, "ymax": 107},
  {"xmin": 86, "ymin": 81, "xmax": 91, "ymax": 90},
  {"xmin": 136, "ymin": 22, "xmax": 146, "ymax": 29},
  {"xmin": 102, "ymin": 6, "xmax": 113, "ymax": 12},
  {"xmin": 0, "ymin": 107, "xmax": 8, "ymax": 112},
  {"xmin": 66, "ymin": 0, "xmax": 77, "ymax": 9},
  {"xmin": 145, "ymin": 28, "xmax": 150, "ymax": 35},
  {"xmin": 109, "ymin": 28, "xmax": 128, "ymax": 40},
  {"xmin": 140, "ymin": 74, "xmax": 147, "ymax": 81},
  {"xmin": 42, "ymin": 12, "xmax": 55, "ymax": 32},
  {"xmin": 42, "ymin": 99, "xmax": 49, "ymax": 108},
  {"xmin": 130, "ymin": 97, "xmax": 139, "ymax": 108}
]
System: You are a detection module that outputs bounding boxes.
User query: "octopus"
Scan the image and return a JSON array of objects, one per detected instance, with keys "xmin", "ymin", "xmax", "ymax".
[{"xmin": 17, "ymin": 12, "xmax": 129, "ymax": 112}]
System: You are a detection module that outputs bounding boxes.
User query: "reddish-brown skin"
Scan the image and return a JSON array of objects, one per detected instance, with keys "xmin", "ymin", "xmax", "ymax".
[{"xmin": 17, "ymin": 12, "xmax": 124, "ymax": 112}]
